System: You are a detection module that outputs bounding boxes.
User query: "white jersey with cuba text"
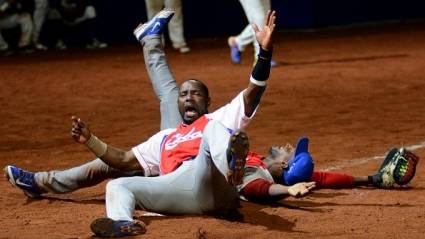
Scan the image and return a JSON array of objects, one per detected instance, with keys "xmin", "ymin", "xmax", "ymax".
[{"xmin": 132, "ymin": 90, "xmax": 257, "ymax": 176}]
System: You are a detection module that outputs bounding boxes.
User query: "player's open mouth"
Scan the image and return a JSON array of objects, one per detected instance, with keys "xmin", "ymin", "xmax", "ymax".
[{"xmin": 185, "ymin": 106, "xmax": 198, "ymax": 118}]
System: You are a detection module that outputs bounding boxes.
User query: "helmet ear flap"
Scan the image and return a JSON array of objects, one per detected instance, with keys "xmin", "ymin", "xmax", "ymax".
[{"xmin": 282, "ymin": 152, "xmax": 314, "ymax": 186}]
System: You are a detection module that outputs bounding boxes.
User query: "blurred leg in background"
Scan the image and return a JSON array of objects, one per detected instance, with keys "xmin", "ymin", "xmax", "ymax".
[{"xmin": 144, "ymin": 0, "xmax": 189, "ymax": 53}]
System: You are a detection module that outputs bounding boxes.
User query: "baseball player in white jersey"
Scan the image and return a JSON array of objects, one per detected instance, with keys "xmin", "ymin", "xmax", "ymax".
[
  {"xmin": 5, "ymin": 8, "xmax": 314, "ymax": 237},
  {"xmin": 86, "ymin": 9, "xmax": 277, "ymax": 237},
  {"xmin": 5, "ymin": 9, "xmax": 276, "ymax": 234},
  {"xmin": 228, "ymin": 0, "xmax": 277, "ymax": 66}
]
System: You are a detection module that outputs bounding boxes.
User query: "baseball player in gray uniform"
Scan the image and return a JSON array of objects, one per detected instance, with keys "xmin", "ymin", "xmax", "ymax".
[
  {"xmin": 144, "ymin": 0, "xmax": 190, "ymax": 53},
  {"xmin": 228, "ymin": 0, "xmax": 277, "ymax": 66},
  {"xmin": 0, "ymin": 0, "xmax": 33, "ymax": 53},
  {"xmin": 31, "ymin": 0, "xmax": 49, "ymax": 50}
]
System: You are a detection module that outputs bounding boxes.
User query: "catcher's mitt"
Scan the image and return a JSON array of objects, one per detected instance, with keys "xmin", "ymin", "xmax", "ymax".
[{"xmin": 378, "ymin": 147, "xmax": 420, "ymax": 187}]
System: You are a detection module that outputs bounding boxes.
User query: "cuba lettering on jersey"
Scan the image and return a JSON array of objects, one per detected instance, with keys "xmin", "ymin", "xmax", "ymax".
[{"xmin": 160, "ymin": 116, "xmax": 210, "ymax": 175}]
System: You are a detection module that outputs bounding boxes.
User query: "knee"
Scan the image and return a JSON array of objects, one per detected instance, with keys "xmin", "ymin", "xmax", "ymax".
[
  {"xmin": 160, "ymin": 86, "xmax": 179, "ymax": 101},
  {"xmin": 165, "ymin": 0, "xmax": 182, "ymax": 10},
  {"xmin": 36, "ymin": 0, "xmax": 48, "ymax": 9},
  {"xmin": 251, "ymin": 13, "xmax": 266, "ymax": 26},
  {"xmin": 84, "ymin": 6, "xmax": 97, "ymax": 19},
  {"xmin": 106, "ymin": 179, "xmax": 126, "ymax": 195},
  {"xmin": 20, "ymin": 13, "xmax": 32, "ymax": 21},
  {"xmin": 19, "ymin": 14, "xmax": 33, "ymax": 29}
]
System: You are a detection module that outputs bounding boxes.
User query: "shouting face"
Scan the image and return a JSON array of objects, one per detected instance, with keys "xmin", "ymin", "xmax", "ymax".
[{"xmin": 178, "ymin": 80, "xmax": 210, "ymax": 124}]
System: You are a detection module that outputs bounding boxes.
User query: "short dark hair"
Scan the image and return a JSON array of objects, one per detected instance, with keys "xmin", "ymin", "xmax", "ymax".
[{"xmin": 184, "ymin": 78, "xmax": 209, "ymax": 97}]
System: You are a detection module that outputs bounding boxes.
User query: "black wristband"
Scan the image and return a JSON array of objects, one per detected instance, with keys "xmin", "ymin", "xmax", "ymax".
[
  {"xmin": 258, "ymin": 46, "xmax": 273, "ymax": 60},
  {"xmin": 251, "ymin": 47, "xmax": 273, "ymax": 82}
]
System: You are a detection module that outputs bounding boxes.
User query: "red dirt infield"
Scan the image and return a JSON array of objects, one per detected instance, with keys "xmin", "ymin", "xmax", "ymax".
[{"xmin": 1, "ymin": 22, "xmax": 425, "ymax": 238}]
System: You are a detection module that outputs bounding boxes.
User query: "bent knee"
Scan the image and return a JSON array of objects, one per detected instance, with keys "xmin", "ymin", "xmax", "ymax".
[
  {"xmin": 84, "ymin": 6, "xmax": 97, "ymax": 19},
  {"xmin": 106, "ymin": 178, "xmax": 127, "ymax": 193}
]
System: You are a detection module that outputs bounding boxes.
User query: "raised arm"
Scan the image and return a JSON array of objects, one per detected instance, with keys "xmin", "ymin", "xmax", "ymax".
[
  {"xmin": 70, "ymin": 116, "xmax": 142, "ymax": 172},
  {"xmin": 243, "ymin": 10, "xmax": 276, "ymax": 117}
]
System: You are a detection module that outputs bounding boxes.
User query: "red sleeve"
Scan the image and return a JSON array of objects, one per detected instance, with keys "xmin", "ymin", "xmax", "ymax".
[
  {"xmin": 241, "ymin": 178, "xmax": 273, "ymax": 200},
  {"xmin": 311, "ymin": 171, "xmax": 355, "ymax": 189}
]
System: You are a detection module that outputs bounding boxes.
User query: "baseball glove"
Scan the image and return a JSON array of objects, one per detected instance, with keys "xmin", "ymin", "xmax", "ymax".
[
  {"xmin": 378, "ymin": 147, "xmax": 420, "ymax": 188},
  {"xmin": 392, "ymin": 148, "xmax": 420, "ymax": 185}
]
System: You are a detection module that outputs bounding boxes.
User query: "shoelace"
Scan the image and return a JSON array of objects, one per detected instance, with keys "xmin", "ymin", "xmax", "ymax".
[{"xmin": 17, "ymin": 169, "xmax": 35, "ymax": 184}]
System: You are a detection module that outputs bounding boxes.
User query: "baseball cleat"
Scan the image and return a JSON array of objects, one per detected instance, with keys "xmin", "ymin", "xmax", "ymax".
[
  {"xmin": 90, "ymin": 217, "xmax": 147, "ymax": 238},
  {"xmin": 228, "ymin": 37, "xmax": 241, "ymax": 64},
  {"xmin": 227, "ymin": 130, "xmax": 249, "ymax": 186},
  {"xmin": 4, "ymin": 165, "xmax": 41, "ymax": 198},
  {"xmin": 133, "ymin": 9, "xmax": 175, "ymax": 42},
  {"xmin": 86, "ymin": 38, "xmax": 108, "ymax": 49},
  {"xmin": 33, "ymin": 42, "xmax": 48, "ymax": 51},
  {"xmin": 55, "ymin": 39, "xmax": 67, "ymax": 50},
  {"xmin": 175, "ymin": 45, "xmax": 190, "ymax": 54}
]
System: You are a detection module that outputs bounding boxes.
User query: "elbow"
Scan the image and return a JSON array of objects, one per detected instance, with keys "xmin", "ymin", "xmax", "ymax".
[
  {"xmin": 100, "ymin": 150, "xmax": 133, "ymax": 171},
  {"xmin": 121, "ymin": 152, "xmax": 141, "ymax": 172},
  {"xmin": 245, "ymin": 108, "xmax": 254, "ymax": 118}
]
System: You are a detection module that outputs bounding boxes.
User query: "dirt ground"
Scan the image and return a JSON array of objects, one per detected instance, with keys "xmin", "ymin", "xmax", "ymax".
[{"xmin": 1, "ymin": 22, "xmax": 425, "ymax": 238}]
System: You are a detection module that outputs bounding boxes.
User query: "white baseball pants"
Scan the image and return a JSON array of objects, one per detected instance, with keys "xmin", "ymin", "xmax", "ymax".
[
  {"xmin": 235, "ymin": 0, "xmax": 271, "ymax": 57},
  {"xmin": 0, "ymin": 13, "xmax": 33, "ymax": 49},
  {"xmin": 144, "ymin": 0, "xmax": 187, "ymax": 48},
  {"xmin": 32, "ymin": 0, "xmax": 49, "ymax": 43}
]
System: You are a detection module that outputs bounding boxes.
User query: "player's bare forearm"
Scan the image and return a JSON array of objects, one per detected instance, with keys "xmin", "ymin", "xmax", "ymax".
[
  {"xmin": 243, "ymin": 83, "xmax": 266, "ymax": 117},
  {"xmin": 70, "ymin": 116, "xmax": 142, "ymax": 172},
  {"xmin": 268, "ymin": 183, "xmax": 291, "ymax": 196},
  {"xmin": 98, "ymin": 146, "xmax": 142, "ymax": 172},
  {"xmin": 242, "ymin": 11, "xmax": 277, "ymax": 117},
  {"xmin": 242, "ymin": 47, "xmax": 273, "ymax": 117},
  {"xmin": 269, "ymin": 182, "xmax": 316, "ymax": 197}
]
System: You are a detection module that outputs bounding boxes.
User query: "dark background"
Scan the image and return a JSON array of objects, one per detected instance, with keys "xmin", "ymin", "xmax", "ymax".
[{"xmin": 93, "ymin": 0, "xmax": 425, "ymax": 44}]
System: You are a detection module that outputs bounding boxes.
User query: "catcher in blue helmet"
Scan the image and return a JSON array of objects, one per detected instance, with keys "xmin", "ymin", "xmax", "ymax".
[{"xmin": 238, "ymin": 137, "xmax": 420, "ymax": 202}]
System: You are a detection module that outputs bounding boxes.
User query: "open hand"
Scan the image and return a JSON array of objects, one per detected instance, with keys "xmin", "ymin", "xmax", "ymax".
[
  {"xmin": 70, "ymin": 116, "xmax": 91, "ymax": 144},
  {"xmin": 287, "ymin": 182, "xmax": 316, "ymax": 197},
  {"xmin": 253, "ymin": 10, "xmax": 276, "ymax": 51}
]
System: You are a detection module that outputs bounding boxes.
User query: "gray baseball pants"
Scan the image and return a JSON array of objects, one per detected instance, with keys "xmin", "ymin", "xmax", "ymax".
[
  {"xmin": 235, "ymin": 0, "xmax": 271, "ymax": 57},
  {"xmin": 0, "ymin": 13, "xmax": 33, "ymax": 49},
  {"xmin": 106, "ymin": 120, "xmax": 239, "ymax": 219},
  {"xmin": 145, "ymin": 0, "xmax": 187, "ymax": 49},
  {"xmin": 32, "ymin": 0, "xmax": 48, "ymax": 43}
]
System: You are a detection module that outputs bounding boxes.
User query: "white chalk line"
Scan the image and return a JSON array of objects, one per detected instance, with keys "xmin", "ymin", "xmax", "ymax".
[
  {"xmin": 324, "ymin": 141, "xmax": 425, "ymax": 171},
  {"xmin": 140, "ymin": 212, "xmax": 165, "ymax": 217}
]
